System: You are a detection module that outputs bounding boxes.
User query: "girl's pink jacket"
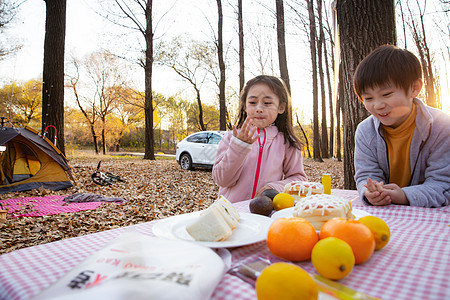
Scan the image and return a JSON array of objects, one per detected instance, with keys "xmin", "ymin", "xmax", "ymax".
[{"xmin": 212, "ymin": 125, "xmax": 307, "ymax": 203}]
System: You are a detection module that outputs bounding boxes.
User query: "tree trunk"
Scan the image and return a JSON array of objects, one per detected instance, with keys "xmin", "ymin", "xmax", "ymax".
[
  {"xmin": 144, "ymin": 0, "xmax": 155, "ymax": 160},
  {"xmin": 317, "ymin": 0, "xmax": 328, "ymax": 159},
  {"xmin": 336, "ymin": 64, "xmax": 342, "ymax": 162},
  {"xmin": 216, "ymin": 0, "xmax": 226, "ymax": 130},
  {"xmin": 42, "ymin": 0, "xmax": 66, "ymax": 154},
  {"xmin": 306, "ymin": 0, "xmax": 322, "ymax": 162},
  {"xmin": 323, "ymin": 15, "xmax": 334, "ymax": 158},
  {"xmin": 101, "ymin": 123, "xmax": 106, "ymax": 155},
  {"xmin": 276, "ymin": 0, "xmax": 290, "ymax": 91},
  {"xmin": 337, "ymin": 0, "xmax": 396, "ymax": 189},
  {"xmin": 238, "ymin": 0, "xmax": 245, "ymax": 93},
  {"xmin": 195, "ymin": 86, "xmax": 206, "ymax": 131},
  {"xmin": 407, "ymin": 2, "xmax": 438, "ymax": 108}
]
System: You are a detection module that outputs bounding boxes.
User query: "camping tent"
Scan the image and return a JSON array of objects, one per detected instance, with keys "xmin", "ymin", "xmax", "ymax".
[{"xmin": 0, "ymin": 126, "xmax": 76, "ymax": 194}]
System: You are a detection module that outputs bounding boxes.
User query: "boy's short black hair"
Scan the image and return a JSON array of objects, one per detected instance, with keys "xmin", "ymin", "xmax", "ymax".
[{"xmin": 353, "ymin": 44, "xmax": 422, "ymax": 100}]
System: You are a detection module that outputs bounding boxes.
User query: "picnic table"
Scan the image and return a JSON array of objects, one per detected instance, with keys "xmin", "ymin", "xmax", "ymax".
[{"xmin": 0, "ymin": 189, "xmax": 449, "ymax": 299}]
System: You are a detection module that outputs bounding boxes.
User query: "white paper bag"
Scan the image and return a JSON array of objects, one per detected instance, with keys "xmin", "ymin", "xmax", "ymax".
[{"xmin": 33, "ymin": 231, "xmax": 230, "ymax": 300}]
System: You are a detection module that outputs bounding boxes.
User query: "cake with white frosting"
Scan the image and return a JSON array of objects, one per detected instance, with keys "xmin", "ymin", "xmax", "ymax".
[
  {"xmin": 293, "ymin": 194, "xmax": 354, "ymax": 230},
  {"xmin": 284, "ymin": 181, "xmax": 324, "ymax": 201}
]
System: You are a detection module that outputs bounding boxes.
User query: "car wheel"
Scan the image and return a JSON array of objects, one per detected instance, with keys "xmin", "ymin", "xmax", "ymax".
[{"xmin": 180, "ymin": 153, "xmax": 193, "ymax": 170}]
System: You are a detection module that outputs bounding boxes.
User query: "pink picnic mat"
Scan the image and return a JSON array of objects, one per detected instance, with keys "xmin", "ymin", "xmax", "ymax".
[{"xmin": 0, "ymin": 195, "xmax": 103, "ymax": 217}]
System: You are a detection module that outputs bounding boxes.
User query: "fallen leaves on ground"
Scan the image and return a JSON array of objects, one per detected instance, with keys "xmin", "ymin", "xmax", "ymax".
[{"xmin": 0, "ymin": 157, "xmax": 343, "ymax": 255}]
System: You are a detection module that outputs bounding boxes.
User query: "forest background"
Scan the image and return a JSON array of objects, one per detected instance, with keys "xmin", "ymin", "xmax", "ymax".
[{"xmin": 0, "ymin": 0, "xmax": 449, "ymax": 188}]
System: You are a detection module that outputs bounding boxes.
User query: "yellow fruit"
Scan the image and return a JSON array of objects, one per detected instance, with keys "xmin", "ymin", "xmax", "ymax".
[
  {"xmin": 311, "ymin": 237, "xmax": 355, "ymax": 280},
  {"xmin": 358, "ymin": 216, "xmax": 390, "ymax": 250},
  {"xmin": 255, "ymin": 262, "xmax": 318, "ymax": 300},
  {"xmin": 272, "ymin": 193, "xmax": 295, "ymax": 211}
]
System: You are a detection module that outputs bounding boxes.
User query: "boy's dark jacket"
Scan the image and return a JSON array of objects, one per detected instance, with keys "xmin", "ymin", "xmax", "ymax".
[{"xmin": 354, "ymin": 98, "xmax": 450, "ymax": 207}]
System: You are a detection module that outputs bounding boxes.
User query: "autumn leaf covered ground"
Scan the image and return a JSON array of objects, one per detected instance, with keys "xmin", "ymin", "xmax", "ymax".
[{"xmin": 0, "ymin": 153, "xmax": 343, "ymax": 256}]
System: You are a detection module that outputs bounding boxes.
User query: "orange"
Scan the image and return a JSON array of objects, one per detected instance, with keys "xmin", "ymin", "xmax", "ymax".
[
  {"xmin": 255, "ymin": 262, "xmax": 318, "ymax": 300},
  {"xmin": 267, "ymin": 217, "xmax": 319, "ymax": 261},
  {"xmin": 319, "ymin": 218, "xmax": 375, "ymax": 264}
]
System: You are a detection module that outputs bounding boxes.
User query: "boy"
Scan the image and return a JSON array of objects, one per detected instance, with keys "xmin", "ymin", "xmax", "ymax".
[{"xmin": 353, "ymin": 44, "xmax": 450, "ymax": 207}]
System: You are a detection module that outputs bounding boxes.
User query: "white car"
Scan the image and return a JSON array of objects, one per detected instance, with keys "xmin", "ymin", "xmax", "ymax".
[{"xmin": 176, "ymin": 131, "xmax": 226, "ymax": 170}]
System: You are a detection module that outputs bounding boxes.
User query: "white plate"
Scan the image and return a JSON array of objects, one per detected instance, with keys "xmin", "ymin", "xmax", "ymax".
[
  {"xmin": 271, "ymin": 208, "xmax": 371, "ymax": 220},
  {"xmin": 152, "ymin": 212, "xmax": 273, "ymax": 248}
]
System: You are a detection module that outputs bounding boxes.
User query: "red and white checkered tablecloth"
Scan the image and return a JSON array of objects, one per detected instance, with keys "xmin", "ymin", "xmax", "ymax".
[{"xmin": 1, "ymin": 190, "xmax": 449, "ymax": 300}]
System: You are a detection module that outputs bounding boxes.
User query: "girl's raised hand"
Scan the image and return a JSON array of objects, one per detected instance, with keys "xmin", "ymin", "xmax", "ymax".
[{"xmin": 233, "ymin": 117, "xmax": 260, "ymax": 144}]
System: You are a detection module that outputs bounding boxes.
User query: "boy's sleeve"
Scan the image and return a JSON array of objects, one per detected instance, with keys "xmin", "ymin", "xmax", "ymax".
[
  {"xmin": 354, "ymin": 123, "xmax": 387, "ymax": 205},
  {"xmin": 402, "ymin": 129, "xmax": 450, "ymax": 207},
  {"xmin": 212, "ymin": 133, "xmax": 252, "ymax": 188}
]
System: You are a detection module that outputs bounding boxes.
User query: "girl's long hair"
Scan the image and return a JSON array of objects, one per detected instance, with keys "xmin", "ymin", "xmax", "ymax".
[{"xmin": 236, "ymin": 75, "xmax": 302, "ymax": 150}]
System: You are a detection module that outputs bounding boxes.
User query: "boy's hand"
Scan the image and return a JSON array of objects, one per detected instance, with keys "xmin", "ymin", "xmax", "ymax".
[
  {"xmin": 383, "ymin": 184, "xmax": 409, "ymax": 205},
  {"xmin": 365, "ymin": 178, "xmax": 384, "ymax": 193},
  {"xmin": 364, "ymin": 178, "xmax": 391, "ymax": 206},
  {"xmin": 233, "ymin": 117, "xmax": 259, "ymax": 144}
]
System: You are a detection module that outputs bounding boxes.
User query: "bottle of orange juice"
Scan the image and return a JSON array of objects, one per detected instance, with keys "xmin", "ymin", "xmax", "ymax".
[{"xmin": 322, "ymin": 174, "xmax": 331, "ymax": 194}]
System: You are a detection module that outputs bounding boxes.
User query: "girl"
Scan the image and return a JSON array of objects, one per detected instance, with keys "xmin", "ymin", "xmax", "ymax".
[{"xmin": 212, "ymin": 75, "xmax": 307, "ymax": 203}]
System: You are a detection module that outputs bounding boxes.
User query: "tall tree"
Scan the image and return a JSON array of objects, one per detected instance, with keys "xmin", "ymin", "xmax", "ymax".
[
  {"xmin": 316, "ymin": 0, "xmax": 328, "ymax": 159},
  {"xmin": 306, "ymin": 0, "xmax": 322, "ymax": 162},
  {"xmin": 406, "ymin": 1, "xmax": 438, "ymax": 108},
  {"xmin": 323, "ymin": 1, "xmax": 335, "ymax": 158},
  {"xmin": 238, "ymin": 0, "xmax": 245, "ymax": 93},
  {"xmin": 336, "ymin": 65, "xmax": 342, "ymax": 162},
  {"xmin": 86, "ymin": 52, "xmax": 125, "ymax": 155},
  {"xmin": 68, "ymin": 67, "xmax": 100, "ymax": 154},
  {"xmin": 337, "ymin": 0, "xmax": 396, "ymax": 189},
  {"xmin": 42, "ymin": 0, "xmax": 66, "ymax": 153},
  {"xmin": 276, "ymin": 0, "xmax": 290, "ymax": 91},
  {"xmin": 106, "ymin": 0, "xmax": 155, "ymax": 159},
  {"xmin": 216, "ymin": 0, "xmax": 226, "ymax": 130}
]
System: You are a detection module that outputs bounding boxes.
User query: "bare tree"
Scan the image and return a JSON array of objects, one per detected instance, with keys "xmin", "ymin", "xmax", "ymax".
[
  {"xmin": 276, "ymin": 0, "xmax": 290, "ymax": 91},
  {"xmin": 102, "ymin": 0, "xmax": 155, "ymax": 159},
  {"xmin": 248, "ymin": 26, "xmax": 276, "ymax": 75},
  {"xmin": 67, "ymin": 59, "xmax": 100, "ymax": 154},
  {"xmin": 337, "ymin": 0, "xmax": 396, "ymax": 189},
  {"xmin": 406, "ymin": 0, "xmax": 439, "ymax": 108},
  {"xmin": 41, "ymin": 0, "xmax": 66, "ymax": 153},
  {"xmin": 67, "ymin": 52, "xmax": 126, "ymax": 154},
  {"xmin": 336, "ymin": 65, "xmax": 342, "ymax": 161},
  {"xmin": 0, "ymin": 0, "xmax": 23, "ymax": 59},
  {"xmin": 316, "ymin": 0, "xmax": 328, "ymax": 159},
  {"xmin": 238, "ymin": 0, "xmax": 245, "ymax": 92},
  {"xmin": 306, "ymin": 0, "xmax": 322, "ymax": 162},
  {"xmin": 216, "ymin": 0, "xmax": 226, "ymax": 130},
  {"xmin": 323, "ymin": 2, "xmax": 335, "ymax": 158},
  {"xmin": 156, "ymin": 38, "xmax": 217, "ymax": 131}
]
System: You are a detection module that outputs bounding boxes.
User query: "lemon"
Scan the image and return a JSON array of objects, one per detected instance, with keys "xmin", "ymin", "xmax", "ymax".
[
  {"xmin": 358, "ymin": 216, "xmax": 390, "ymax": 250},
  {"xmin": 255, "ymin": 262, "xmax": 318, "ymax": 300},
  {"xmin": 311, "ymin": 237, "xmax": 355, "ymax": 280},
  {"xmin": 272, "ymin": 193, "xmax": 295, "ymax": 211}
]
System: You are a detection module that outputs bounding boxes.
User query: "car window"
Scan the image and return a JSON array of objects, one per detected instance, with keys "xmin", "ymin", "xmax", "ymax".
[
  {"xmin": 208, "ymin": 133, "xmax": 222, "ymax": 144},
  {"xmin": 186, "ymin": 133, "xmax": 208, "ymax": 143}
]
